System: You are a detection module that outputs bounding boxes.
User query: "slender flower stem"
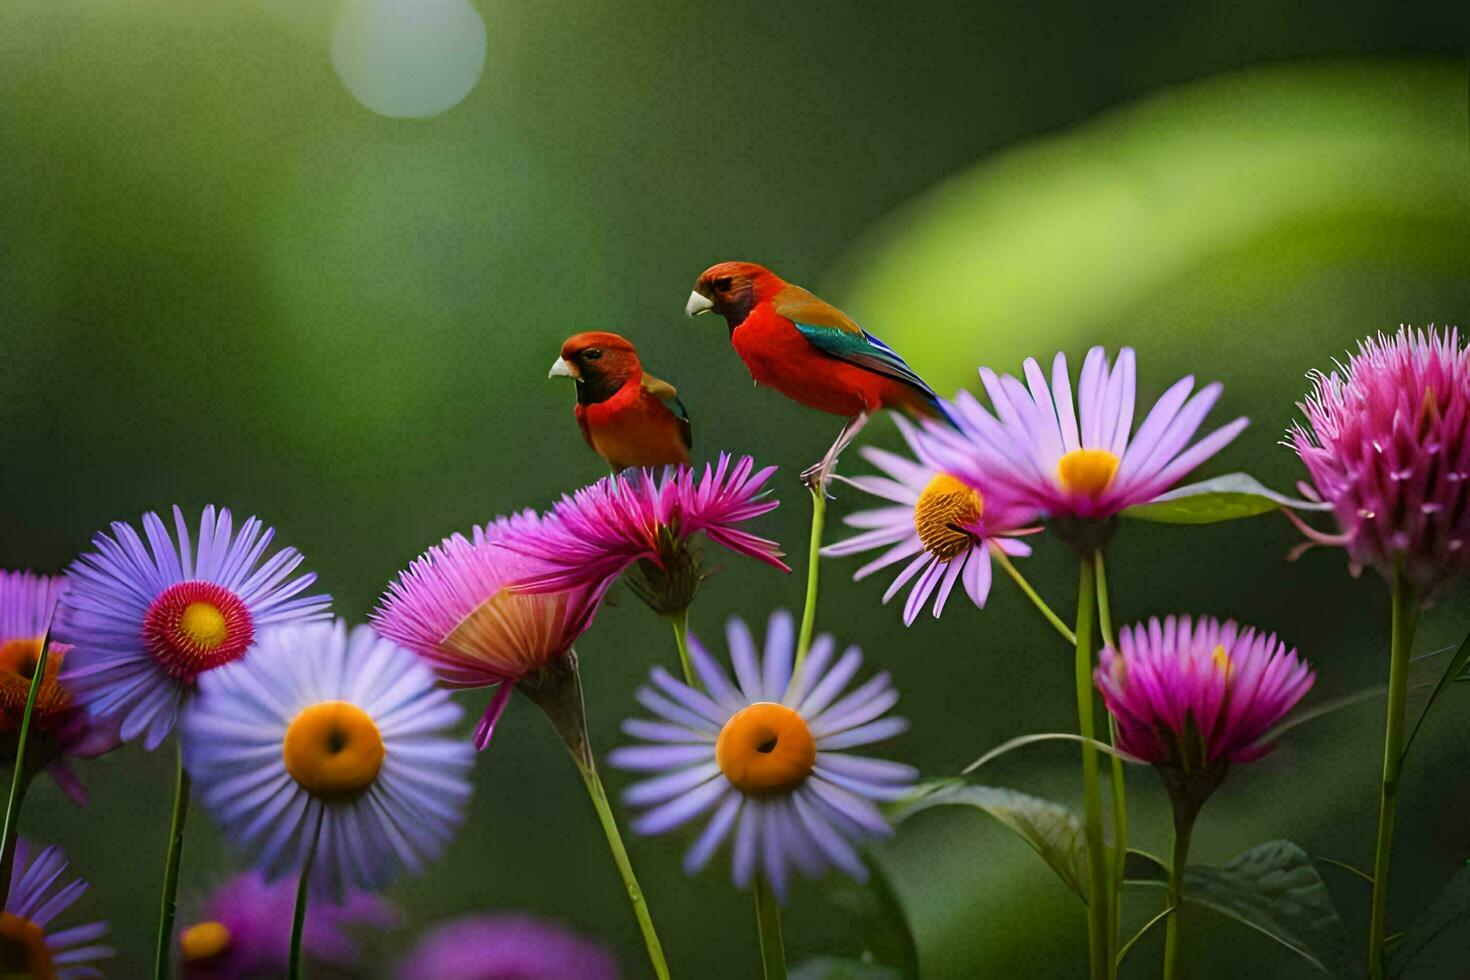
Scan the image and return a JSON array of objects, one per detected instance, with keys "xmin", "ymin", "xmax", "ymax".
[
  {"xmin": 795, "ymin": 486, "xmax": 826, "ymax": 668},
  {"xmin": 288, "ymin": 802, "xmax": 327, "ymax": 980},
  {"xmin": 991, "ymin": 545, "xmax": 1076, "ymax": 645},
  {"xmin": 153, "ymin": 746, "xmax": 192, "ymax": 980},
  {"xmin": 1162, "ymin": 808, "xmax": 1198, "ymax": 980},
  {"xmin": 1093, "ymin": 551, "xmax": 1126, "ymax": 980},
  {"xmin": 0, "ymin": 629, "xmax": 49, "ymax": 908},
  {"xmin": 754, "ymin": 874, "xmax": 788, "ymax": 979},
  {"xmin": 667, "ymin": 608, "xmax": 698, "ymax": 688},
  {"xmin": 1367, "ymin": 572, "xmax": 1419, "ymax": 978},
  {"xmin": 1074, "ymin": 558, "xmax": 1109, "ymax": 980},
  {"xmin": 577, "ymin": 759, "xmax": 671, "ymax": 980}
]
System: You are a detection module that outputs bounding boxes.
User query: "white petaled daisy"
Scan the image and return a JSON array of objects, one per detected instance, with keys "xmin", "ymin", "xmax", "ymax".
[
  {"xmin": 824, "ymin": 417, "xmax": 1039, "ymax": 624},
  {"xmin": 608, "ymin": 610, "xmax": 916, "ymax": 902},
  {"xmin": 181, "ymin": 620, "xmax": 473, "ymax": 899},
  {"xmin": 57, "ymin": 505, "xmax": 331, "ymax": 749},
  {"xmin": 919, "ymin": 347, "xmax": 1248, "ymax": 526}
]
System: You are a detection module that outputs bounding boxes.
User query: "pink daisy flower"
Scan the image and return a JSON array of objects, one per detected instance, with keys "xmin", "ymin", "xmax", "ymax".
[
  {"xmin": 395, "ymin": 913, "xmax": 618, "ymax": 980},
  {"xmin": 1095, "ymin": 615, "xmax": 1314, "ymax": 783},
  {"xmin": 178, "ymin": 871, "xmax": 396, "ymax": 979},
  {"xmin": 823, "ymin": 417, "xmax": 1040, "ymax": 625},
  {"xmin": 919, "ymin": 348, "xmax": 1248, "ymax": 538},
  {"xmin": 1289, "ymin": 326, "xmax": 1470, "ymax": 592},
  {"xmin": 0, "ymin": 571, "xmax": 120, "ymax": 805},
  {"xmin": 372, "ymin": 511, "xmax": 607, "ymax": 749},
  {"xmin": 502, "ymin": 454, "xmax": 788, "ymax": 614}
]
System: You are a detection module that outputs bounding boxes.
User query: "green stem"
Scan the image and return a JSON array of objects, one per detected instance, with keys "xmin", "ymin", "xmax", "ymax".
[
  {"xmin": 991, "ymin": 545, "xmax": 1076, "ymax": 645},
  {"xmin": 0, "ymin": 630, "xmax": 49, "ymax": 909},
  {"xmin": 1162, "ymin": 808, "xmax": 1197, "ymax": 980},
  {"xmin": 1367, "ymin": 572, "xmax": 1418, "ymax": 979},
  {"xmin": 667, "ymin": 609, "xmax": 698, "ymax": 688},
  {"xmin": 288, "ymin": 803, "xmax": 326, "ymax": 980},
  {"xmin": 755, "ymin": 875, "xmax": 788, "ymax": 979},
  {"xmin": 795, "ymin": 486, "xmax": 827, "ymax": 668},
  {"xmin": 1074, "ymin": 558, "xmax": 1109, "ymax": 980},
  {"xmin": 577, "ymin": 759, "xmax": 671, "ymax": 980},
  {"xmin": 153, "ymin": 746, "xmax": 192, "ymax": 980},
  {"xmin": 1094, "ymin": 552, "xmax": 1126, "ymax": 980}
]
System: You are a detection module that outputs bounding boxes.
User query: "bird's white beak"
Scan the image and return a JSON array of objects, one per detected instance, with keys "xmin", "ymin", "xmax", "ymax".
[
  {"xmin": 548, "ymin": 357, "xmax": 578, "ymax": 379},
  {"xmin": 685, "ymin": 290, "xmax": 714, "ymax": 317}
]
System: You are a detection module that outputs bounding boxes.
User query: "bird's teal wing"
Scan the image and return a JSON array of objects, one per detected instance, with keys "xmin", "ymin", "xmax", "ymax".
[{"xmin": 774, "ymin": 284, "xmax": 939, "ymax": 400}]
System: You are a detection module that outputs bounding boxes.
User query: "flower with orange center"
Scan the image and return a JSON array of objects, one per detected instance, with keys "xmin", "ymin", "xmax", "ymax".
[
  {"xmin": 182, "ymin": 621, "xmax": 473, "ymax": 898},
  {"xmin": 610, "ymin": 610, "xmax": 916, "ymax": 901},
  {"xmin": 0, "ymin": 571, "xmax": 119, "ymax": 807},
  {"xmin": 0, "ymin": 840, "xmax": 113, "ymax": 978},
  {"xmin": 56, "ymin": 505, "xmax": 330, "ymax": 750},
  {"xmin": 823, "ymin": 418, "xmax": 1039, "ymax": 624},
  {"xmin": 916, "ymin": 347, "xmax": 1248, "ymax": 534}
]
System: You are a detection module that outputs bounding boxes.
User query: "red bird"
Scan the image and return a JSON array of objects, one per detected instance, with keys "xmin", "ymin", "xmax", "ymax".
[
  {"xmin": 684, "ymin": 261, "xmax": 946, "ymax": 486},
  {"xmin": 549, "ymin": 331, "xmax": 692, "ymax": 472}
]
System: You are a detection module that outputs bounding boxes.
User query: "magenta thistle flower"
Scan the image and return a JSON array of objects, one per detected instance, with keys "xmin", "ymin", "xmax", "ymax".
[
  {"xmin": 1095, "ymin": 615, "xmax": 1314, "ymax": 795},
  {"xmin": 372, "ymin": 511, "xmax": 609, "ymax": 749},
  {"xmin": 1289, "ymin": 326, "xmax": 1470, "ymax": 593},
  {"xmin": 503, "ymin": 453, "xmax": 788, "ymax": 614},
  {"xmin": 181, "ymin": 621, "xmax": 474, "ymax": 899},
  {"xmin": 178, "ymin": 871, "xmax": 396, "ymax": 979},
  {"xmin": 55, "ymin": 505, "xmax": 331, "ymax": 750},
  {"xmin": 395, "ymin": 913, "xmax": 619, "ymax": 980},
  {"xmin": 823, "ymin": 417, "xmax": 1040, "ymax": 624},
  {"xmin": 0, "ymin": 571, "xmax": 120, "ymax": 805},
  {"xmin": 609, "ymin": 610, "xmax": 917, "ymax": 902},
  {"xmin": 3, "ymin": 839, "xmax": 114, "ymax": 978},
  {"xmin": 919, "ymin": 348, "xmax": 1248, "ymax": 537}
]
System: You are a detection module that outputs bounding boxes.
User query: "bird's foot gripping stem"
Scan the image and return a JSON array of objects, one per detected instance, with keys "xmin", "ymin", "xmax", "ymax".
[{"xmin": 801, "ymin": 412, "xmax": 870, "ymax": 495}]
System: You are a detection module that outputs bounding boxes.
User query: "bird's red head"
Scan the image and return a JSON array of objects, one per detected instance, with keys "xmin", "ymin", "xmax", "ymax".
[
  {"xmin": 550, "ymin": 331, "xmax": 643, "ymax": 403},
  {"xmin": 686, "ymin": 261, "xmax": 784, "ymax": 328}
]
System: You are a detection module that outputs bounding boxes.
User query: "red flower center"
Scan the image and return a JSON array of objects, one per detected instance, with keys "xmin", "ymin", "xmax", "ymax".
[{"xmin": 142, "ymin": 581, "xmax": 254, "ymax": 682}]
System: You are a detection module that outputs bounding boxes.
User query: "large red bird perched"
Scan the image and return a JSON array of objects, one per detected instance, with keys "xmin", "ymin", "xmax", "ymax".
[
  {"xmin": 549, "ymin": 331, "xmax": 692, "ymax": 472},
  {"xmin": 684, "ymin": 261, "xmax": 947, "ymax": 487}
]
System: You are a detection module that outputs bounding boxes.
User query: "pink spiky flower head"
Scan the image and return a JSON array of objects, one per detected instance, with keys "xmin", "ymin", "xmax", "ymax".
[
  {"xmin": 1095, "ymin": 615, "xmax": 1314, "ymax": 813},
  {"xmin": 1289, "ymin": 326, "xmax": 1470, "ymax": 594},
  {"xmin": 372, "ymin": 511, "xmax": 608, "ymax": 750},
  {"xmin": 919, "ymin": 348, "xmax": 1247, "ymax": 549},
  {"xmin": 0, "ymin": 571, "xmax": 120, "ymax": 806},
  {"xmin": 502, "ymin": 454, "xmax": 788, "ymax": 616}
]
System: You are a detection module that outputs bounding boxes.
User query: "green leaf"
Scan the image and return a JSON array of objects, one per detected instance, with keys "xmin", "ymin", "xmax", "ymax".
[
  {"xmin": 1401, "ymin": 627, "xmax": 1470, "ymax": 763},
  {"xmin": 1116, "ymin": 903, "xmax": 1176, "ymax": 968},
  {"xmin": 1120, "ymin": 473, "xmax": 1331, "ymax": 524},
  {"xmin": 1388, "ymin": 865, "xmax": 1470, "ymax": 976},
  {"xmin": 1123, "ymin": 848, "xmax": 1169, "ymax": 883},
  {"xmin": 790, "ymin": 957, "xmax": 905, "ymax": 980},
  {"xmin": 893, "ymin": 782, "xmax": 1090, "ymax": 903},
  {"xmin": 961, "ymin": 731, "xmax": 1144, "ymax": 775},
  {"xmin": 1181, "ymin": 840, "xmax": 1355, "ymax": 977}
]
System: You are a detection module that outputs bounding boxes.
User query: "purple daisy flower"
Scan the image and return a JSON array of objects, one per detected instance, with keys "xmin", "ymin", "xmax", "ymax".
[
  {"xmin": 178, "ymin": 870, "xmax": 396, "ymax": 979},
  {"xmin": 1289, "ymin": 326, "xmax": 1470, "ymax": 593},
  {"xmin": 55, "ymin": 505, "xmax": 331, "ymax": 750},
  {"xmin": 395, "ymin": 913, "xmax": 619, "ymax": 980},
  {"xmin": 181, "ymin": 621, "xmax": 474, "ymax": 899},
  {"xmin": 2, "ymin": 839, "xmax": 113, "ymax": 978},
  {"xmin": 919, "ymin": 348, "xmax": 1248, "ymax": 532},
  {"xmin": 608, "ymin": 610, "xmax": 917, "ymax": 902},
  {"xmin": 1095, "ymin": 615, "xmax": 1315, "ymax": 783},
  {"xmin": 502, "ymin": 454, "xmax": 788, "ymax": 614},
  {"xmin": 823, "ymin": 417, "xmax": 1040, "ymax": 624},
  {"xmin": 0, "ymin": 571, "xmax": 120, "ymax": 805},
  {"xmin": 372, "ymin": 510, "xmax": 609, "ymax": 749}
]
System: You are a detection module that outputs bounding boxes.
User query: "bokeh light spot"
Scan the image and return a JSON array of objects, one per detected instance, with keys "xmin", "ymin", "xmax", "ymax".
[{"xmin": 331, "ymin": 0, "xmax": 487, "ymax": 119}]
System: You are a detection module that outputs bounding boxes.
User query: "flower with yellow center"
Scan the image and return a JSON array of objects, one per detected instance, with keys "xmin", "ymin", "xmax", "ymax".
[
  {"xmin": 610, "ymin": 610, "xmax": 917, "ymax": 901},
  {"xmin": 1055, "ymin": 448, "xmax": 1121, "ymax": 498},
  {"xmin": 823, "ymin": 418, "xmax": 1040, "ymax": 625},
  {"xmin": 180, "ymin": 921, "xmax": 232, "ymax": 963},
  {"xmin": 182, "ymin": 621, "xmax": 473, "ymax": 898},
  {"xmin": 0, "ymin": 841, "xmax": 112, "ymax": 978}
]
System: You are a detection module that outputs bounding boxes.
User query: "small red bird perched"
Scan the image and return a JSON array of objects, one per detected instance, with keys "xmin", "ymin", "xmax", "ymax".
[
  {"xmin": 549, "ymin": 331, "xmax": 692, "ymax": 472},
  {"xmin": 684, "ymin": 261, "xmax": 947, "ymax": 487}
]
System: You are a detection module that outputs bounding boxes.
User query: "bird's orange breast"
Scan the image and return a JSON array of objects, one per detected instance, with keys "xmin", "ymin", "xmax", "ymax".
[{"xmin": 578, "ymin": 382, "xmax": 689, "ymax": 471}]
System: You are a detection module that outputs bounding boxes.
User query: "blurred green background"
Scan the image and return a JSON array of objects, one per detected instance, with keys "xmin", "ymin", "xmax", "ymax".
[{"xmin": 3, "ymin": 1, "xmax": 1469, "ymax": 976}]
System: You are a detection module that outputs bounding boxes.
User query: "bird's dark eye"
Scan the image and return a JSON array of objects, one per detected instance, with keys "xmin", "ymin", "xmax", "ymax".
[
  {"xmin": 713, "ymin": 277, "xmax": 733, "ymax": 291},
  {"xmin": 584, "ymin": 348, "xmax": 603, "ymax": 361}
]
